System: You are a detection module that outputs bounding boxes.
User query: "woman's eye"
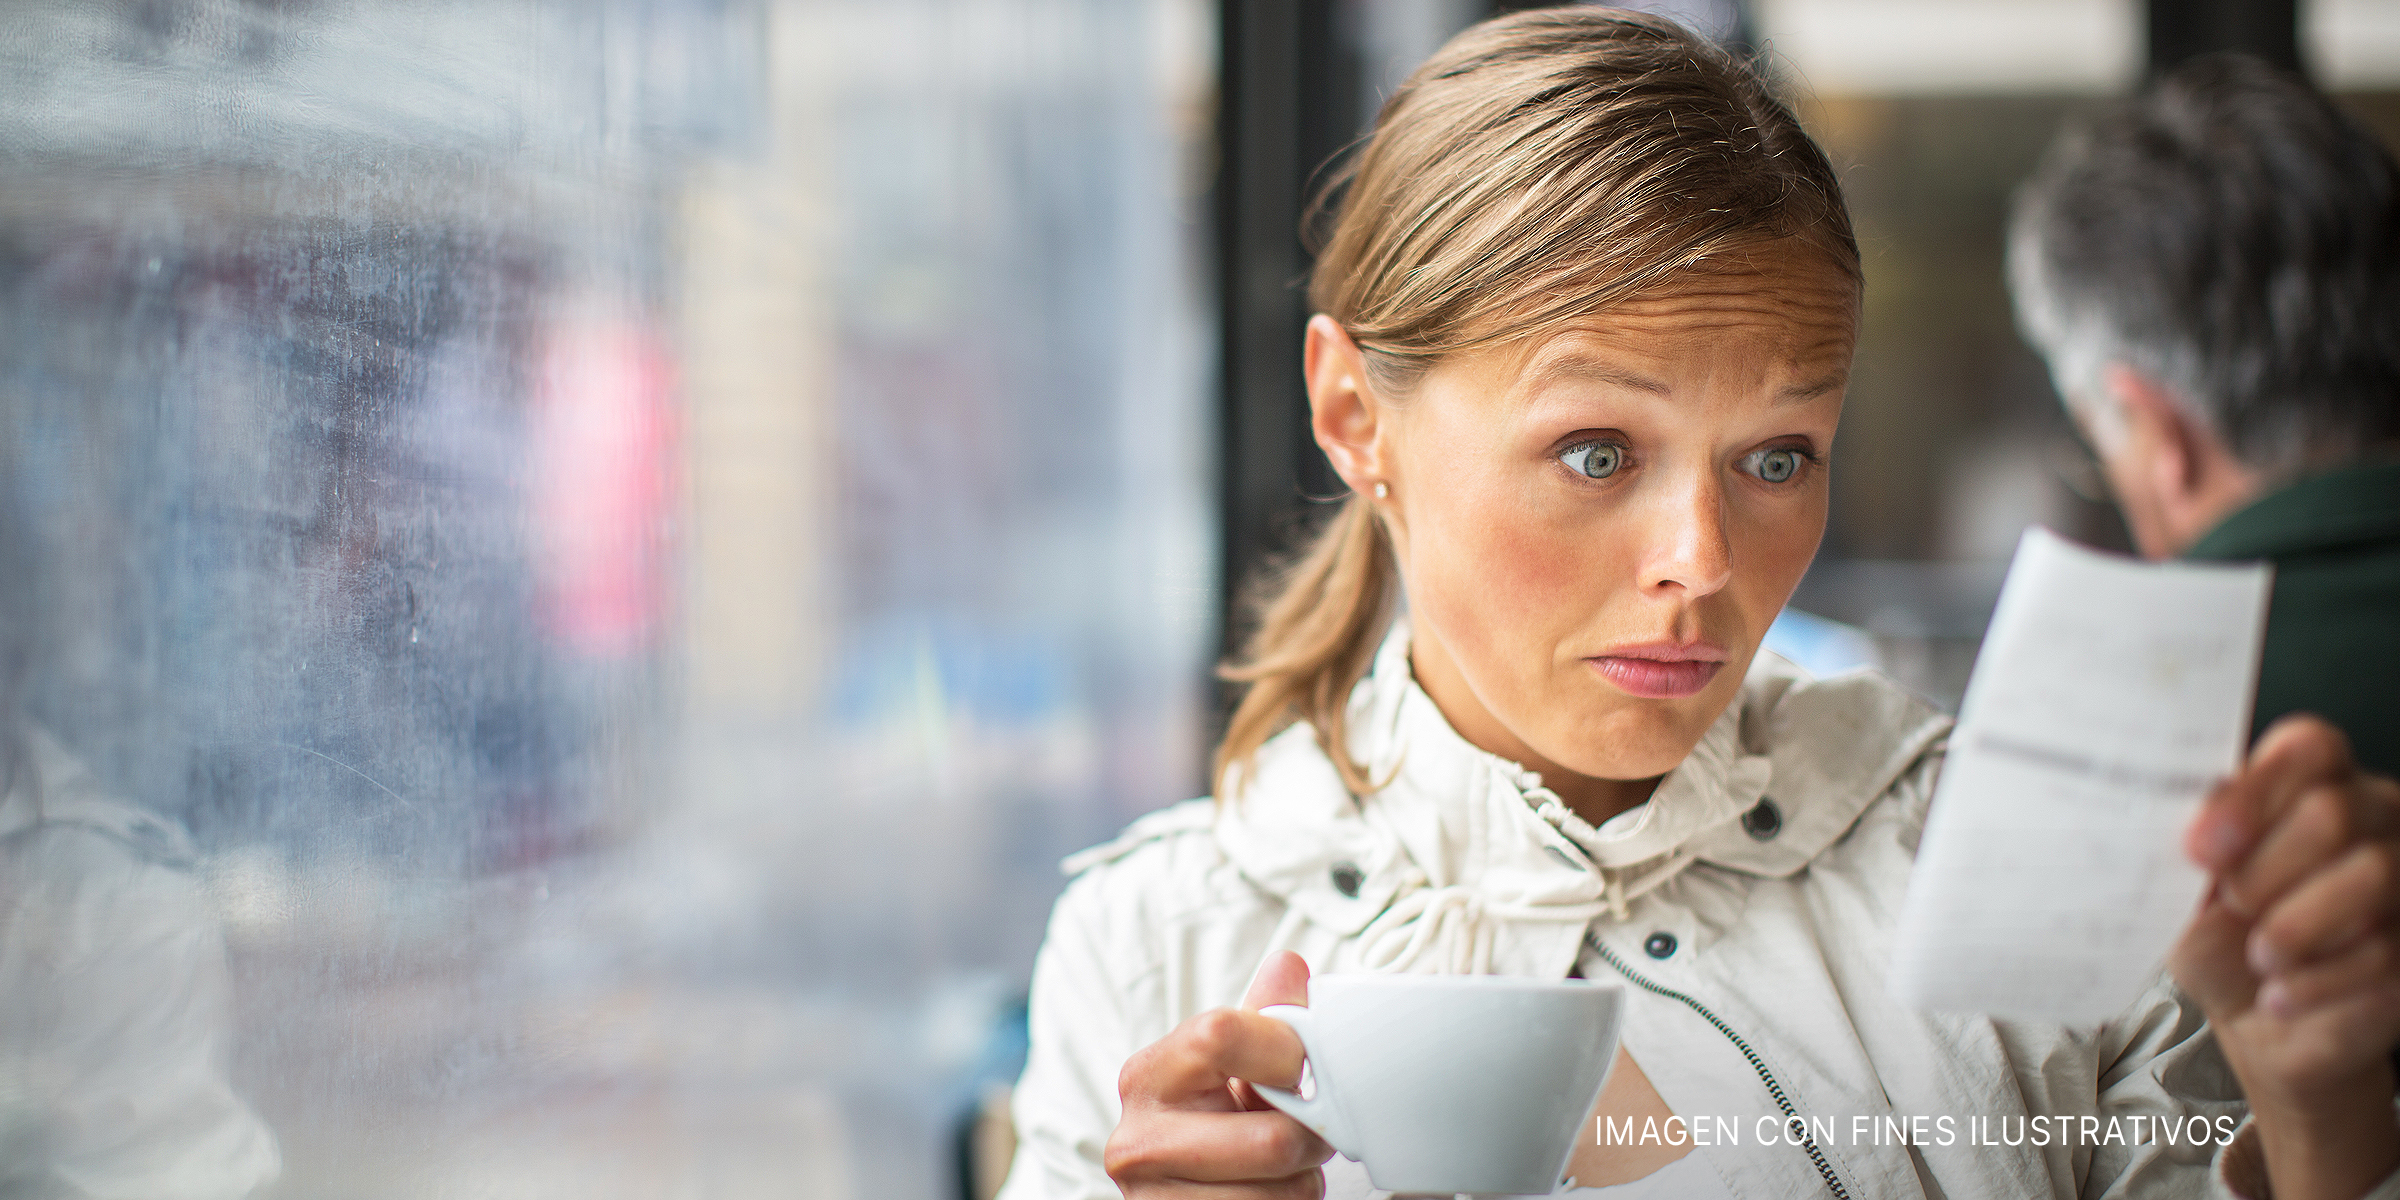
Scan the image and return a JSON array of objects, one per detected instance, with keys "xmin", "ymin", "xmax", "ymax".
[
  {"xmin": 1742, "ymin": 447, "xmax": 1805, "ymax": 484},
  {"xmin": 1560, "ymin": 441, "xmax": 1623, "ymax": 479}
]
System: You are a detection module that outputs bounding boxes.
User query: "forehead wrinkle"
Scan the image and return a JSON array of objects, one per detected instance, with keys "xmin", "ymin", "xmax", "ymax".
[
  {"xmin": 1602, "ymin": 296, "xmax": 1859, "ymax": 333},
  {"xmin": 1512, "ymin": 327, "xmax": 1850, "ymax": 407},
  {"xmin": 1492, "ymin": 268, "xmax": 1858, "ymax": 413},
  {"xmin": 1521, "ymin": 355, "xmax": 1673, "ymax": 399},
  {"xmin": 1619, "ymin": 285, "xmax": 1849, "ymax": 311},
  {"xmin": 1603, "ymin": 288, "xmax": 1862, "ymax": 344}
]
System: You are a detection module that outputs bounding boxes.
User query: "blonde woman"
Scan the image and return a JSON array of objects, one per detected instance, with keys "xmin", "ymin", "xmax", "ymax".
[{"xmin": 998, "ymin": 10, "xmax": 2400, "ymax": 1199}]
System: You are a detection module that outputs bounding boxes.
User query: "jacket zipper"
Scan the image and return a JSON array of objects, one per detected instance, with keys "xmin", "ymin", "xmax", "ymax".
[{"xmin": 1585, "ymin": 932, "xmax": 1854, "ymax": 1200}]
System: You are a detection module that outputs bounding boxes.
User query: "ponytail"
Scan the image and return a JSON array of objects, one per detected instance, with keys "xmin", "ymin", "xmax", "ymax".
[{"xmin": 1213, "ymin": 493, "xmax": 1397, "ymax": 801}]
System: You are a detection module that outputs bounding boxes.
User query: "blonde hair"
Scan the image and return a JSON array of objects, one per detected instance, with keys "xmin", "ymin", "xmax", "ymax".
[{"xmin": 1214, "ymin": 6, "xmax": 1858, "ymax": 800}]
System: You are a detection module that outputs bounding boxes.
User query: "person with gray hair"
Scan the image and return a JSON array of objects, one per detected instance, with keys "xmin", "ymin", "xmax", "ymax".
[{"xmin": 2010, "ymin": 52, "xmax": 2400, "ymax": 782}]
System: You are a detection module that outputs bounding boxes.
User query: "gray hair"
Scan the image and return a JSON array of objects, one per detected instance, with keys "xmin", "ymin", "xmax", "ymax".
[{"xmin": 2007, "ymin": 54, "xmax": 2400, "ymax": 474}]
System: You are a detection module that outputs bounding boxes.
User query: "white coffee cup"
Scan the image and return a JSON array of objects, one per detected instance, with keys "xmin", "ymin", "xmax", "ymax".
[{"xmin": 1252, "ymin": 974, "xmax": 1623, "ymax": 1198}]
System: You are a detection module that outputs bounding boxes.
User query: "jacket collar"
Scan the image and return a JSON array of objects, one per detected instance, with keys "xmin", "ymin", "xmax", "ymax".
[
  {"xmin": 2186, "ymin": 456, "xmax": 2400, "ymax": 561},
  {"xmin": 1213, "ymin": 618, "xmax": 1946, "ymax": 974}
]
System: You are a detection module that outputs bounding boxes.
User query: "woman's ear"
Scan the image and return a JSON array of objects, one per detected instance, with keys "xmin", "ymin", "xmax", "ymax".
[{"xmin": 1304, "ymin": 315, "xmax": 1390, "ymax": 493}]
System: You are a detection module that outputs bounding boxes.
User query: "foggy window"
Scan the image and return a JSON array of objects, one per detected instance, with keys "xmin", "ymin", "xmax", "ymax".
[{"xmin": 0, "ymin": 2, "xmax": 1212, "ymax": 1196}]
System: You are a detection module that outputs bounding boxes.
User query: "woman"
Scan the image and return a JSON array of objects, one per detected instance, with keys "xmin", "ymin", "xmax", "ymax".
[{"xmin": 999, "ymin": 10, "xmax": 2400, "ymax": 1199}]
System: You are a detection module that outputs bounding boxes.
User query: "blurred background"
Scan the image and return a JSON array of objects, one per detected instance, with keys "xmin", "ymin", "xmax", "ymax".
[{"xmin": 0, "ymin": 1, "xmax": 2391, "ymax": 1198}]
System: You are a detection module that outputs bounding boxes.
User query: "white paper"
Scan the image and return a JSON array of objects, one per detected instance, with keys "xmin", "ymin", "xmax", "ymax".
[{"xmin": 1889, "ymin": 527, "xmax": 2272, "ymax": 1023}]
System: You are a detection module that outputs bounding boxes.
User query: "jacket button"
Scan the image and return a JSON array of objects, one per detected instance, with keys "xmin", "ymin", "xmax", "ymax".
[
  {"xmin": 1742, "ymin": 797, "xmax": 1783, "ymax": 841},
  {"xmin": 1330, "ymin": 861, "xmax": 1364, "ymax": 899},
  {"xmin": 1643, "ymin": 931, "xmax": 1678, "ymax": 959}
]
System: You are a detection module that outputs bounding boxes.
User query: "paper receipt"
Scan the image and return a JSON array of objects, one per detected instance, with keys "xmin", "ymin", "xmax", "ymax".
[{"xmin": 1889, "ymin": 527, "xmax": 2272, "ymax": 1023}]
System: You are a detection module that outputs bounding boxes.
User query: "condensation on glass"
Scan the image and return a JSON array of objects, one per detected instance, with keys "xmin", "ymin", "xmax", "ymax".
[{"xmin": 0, "ymin": 2, "xmax": 1213, "ymax": 1196}]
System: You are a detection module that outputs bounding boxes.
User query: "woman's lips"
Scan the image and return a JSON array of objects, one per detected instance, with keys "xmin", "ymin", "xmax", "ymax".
[{"xmin": 1587, "ymin": 643, "xmax": 1729, "ymax": 699}]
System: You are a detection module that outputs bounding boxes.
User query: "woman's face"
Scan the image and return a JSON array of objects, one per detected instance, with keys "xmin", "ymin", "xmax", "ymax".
[{"xmin": 1310, "ymin": 240, "xmax": 1857, "ymax": 811}]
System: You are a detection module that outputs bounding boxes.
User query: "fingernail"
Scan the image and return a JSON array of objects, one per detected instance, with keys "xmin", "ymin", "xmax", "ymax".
[
  {"xmin": 2202, "ymin": 816, "xmax": 2249, "ymax": 865},
  {"xmin": 2259, "ymin": 979, "xmax": 2296, "ymax": 1018},
  {"xmin": 2247, "ymin": 933, "xmax": 2282, "ymax": 976}
]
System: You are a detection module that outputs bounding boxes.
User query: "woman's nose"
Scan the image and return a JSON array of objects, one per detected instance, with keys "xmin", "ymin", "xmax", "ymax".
[{"xmin": 1637, "ymin": 475, "xmax": 1734, "ymax": 598}]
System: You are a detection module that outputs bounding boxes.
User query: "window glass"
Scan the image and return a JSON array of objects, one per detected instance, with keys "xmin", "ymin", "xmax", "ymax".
[{"xmin": 0, "ymin": 2, "xmax": 1211, "ymax": 1196}]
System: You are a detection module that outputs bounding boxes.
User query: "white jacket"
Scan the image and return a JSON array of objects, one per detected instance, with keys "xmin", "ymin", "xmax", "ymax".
[
  {"xmin": 0, "ymin": 728, "xmax": 281, "ymax": 1199},
  {"xmin": 998, "ymin": 622, "xmax": 2395, "ymax": 1200}
]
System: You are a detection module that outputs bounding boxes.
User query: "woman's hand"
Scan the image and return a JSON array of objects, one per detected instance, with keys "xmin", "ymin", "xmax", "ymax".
[
  {"xmin": 2173, "ymin": 714, "xmax": 2400, "ymax": 1200},
  {"xmin": 1105, "ymin": 950, "xmax": 1335, "ymax": 1198}
]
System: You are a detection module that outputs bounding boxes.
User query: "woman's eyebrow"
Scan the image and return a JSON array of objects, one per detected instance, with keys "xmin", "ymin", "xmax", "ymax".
[
  {"xmin": 1775, "ymin": 375, "xmax": 1848, "ymax": 406},
  {"xmin": 1524, "ymin": 358, "xmax": 1672, "ymax": 396}
]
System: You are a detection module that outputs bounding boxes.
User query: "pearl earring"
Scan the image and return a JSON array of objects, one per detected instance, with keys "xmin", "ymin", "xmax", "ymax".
[{"xmin": 1373, "ymin": 482, "xmax": 1388, "ymax": 499}]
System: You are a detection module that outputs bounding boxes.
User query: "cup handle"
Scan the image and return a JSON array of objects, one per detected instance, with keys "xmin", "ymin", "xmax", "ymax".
[{"xmin": 1249, "ymin": 1004, "xmax": 1357, "ymax": 1158}]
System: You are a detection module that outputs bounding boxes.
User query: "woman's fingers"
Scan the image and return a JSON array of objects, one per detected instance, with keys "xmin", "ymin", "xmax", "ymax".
[
  {"xmin": 1186, "ymin": 1008, "xmax": 1306, "ymax": 1091},
  {"xmin": 2172, "ymin": 885, "xmax": 2264, "ymax": 1015},
  {"xmin": 2190, "ymin": 715, "xmax": 2357, "ymax": 875},
  {"xmin": 2252, "ymin": 982, "xmax": 2400, "ymax": 1093},
  {"xmin": 1109, "ymin": 1039, "xmax": 1331, "ymax": 1197},
  {"xmin": 1110, "ymin": 1176, "xmax": 1326, "ymax": 1200},
  {"xmin": 2259, "ymin": 934, "xmax": 2394, "ymax": 1016},
  {"xmin": 1105, "ymin": 1108, "xmax": 1335, "ymax": 1184},
  {"xmin": 1156, "ymin": 1182, "xmax": 1325, "ymax": 1200},
  {"xmin": 1244, "ymin": 950, "xmax": 1311, "ymax": 1010},
  {"xmin": 2224, "ymin": 782, "xmax": 2367, "ymax": 918},
  {"xmin": 1121, "ymin": 1009, "xmax": 1309, "ymax": 1108},
  {"xmin": 2249, "ymin": 841, "xmax": 2400, "ymax": 974},
  {"xmin": 1229, "ymin": 952, "xmax": 1314, "ymax": 1111},
  {"xmin": 1111, "ymin": 960, "xmax": 1325, "ymax": 1196}
]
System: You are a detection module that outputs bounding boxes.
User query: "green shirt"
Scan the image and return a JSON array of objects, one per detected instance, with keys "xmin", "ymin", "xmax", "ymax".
[{"xmin": 2187, "ymin": 458, "xmax": 2400, "ymax": 778}]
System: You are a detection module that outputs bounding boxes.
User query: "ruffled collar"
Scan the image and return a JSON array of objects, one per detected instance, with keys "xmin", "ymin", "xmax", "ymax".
[{"xmin": 1212, "ymin": 618, "xmax": 1945, "ymax": 977}]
